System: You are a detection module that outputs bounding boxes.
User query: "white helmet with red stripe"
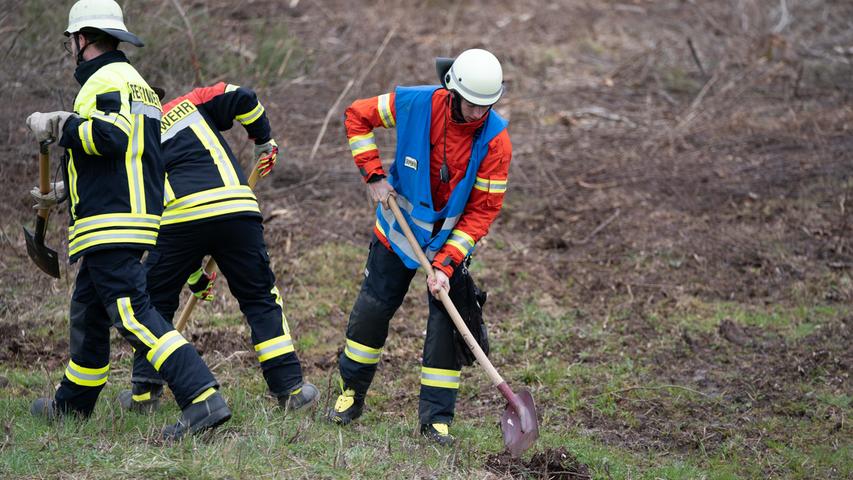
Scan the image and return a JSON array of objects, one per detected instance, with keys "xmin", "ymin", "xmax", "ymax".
[{"xmin": 443, "ymin": 49, "xmax": 504, "ymax": 106}]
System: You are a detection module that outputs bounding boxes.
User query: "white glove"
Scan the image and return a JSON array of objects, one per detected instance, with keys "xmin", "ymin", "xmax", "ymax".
[
  {"xmin": 30, "ymin": 181, "xmax": 66, "ymax": 210},
  {"xmin": 26, "ymin": 111, "xmax": 77, "ymax": 143}
]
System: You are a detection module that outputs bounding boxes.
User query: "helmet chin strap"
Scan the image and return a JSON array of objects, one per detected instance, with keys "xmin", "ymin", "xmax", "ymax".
[
  {"xmin": 74, "ymin": 33, "xmax": 91, "ymax": 65},
  {"xmin": 449, "ymin": 91, "xmax": 466, "ymax": 124}
]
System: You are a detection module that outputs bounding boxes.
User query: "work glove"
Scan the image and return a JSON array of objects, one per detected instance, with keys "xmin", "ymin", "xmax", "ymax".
[
  {"xmin": 367, "ymin": 177, "xmax": 396, "ymax": 209},
  {"xmin": 427, "ymin": 268, "xmax": 450, "ymax": 299},
  {"xmin": 187, "ymin": 267, "xmax": 217, "ymax": 302},
  {"xmin": 26, "ymin": 111, "xmax": 77, "ymax": 143},
  {"xmin": 254, "ymin": 139, "xmax": 278, "ymax": 177},
  {"xmin": 30, "ymin": 181, "xmax": 66, "ymax": 210}
]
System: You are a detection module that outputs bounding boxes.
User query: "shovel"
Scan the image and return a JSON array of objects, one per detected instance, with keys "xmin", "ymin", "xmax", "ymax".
[
  {"xmin": 387, "ymin": 196, "xmax": 539, "ymax": 457},
  {"xmin": 174, "ymin": 161, "xmax": 263, "ymax": 332},
  {"xmin": 23, "ymin": 139, "xmax": 60, "ymax": 279}
]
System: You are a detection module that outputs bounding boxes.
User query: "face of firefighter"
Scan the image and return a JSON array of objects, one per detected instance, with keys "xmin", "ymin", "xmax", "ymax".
[{"xmin": 459, "ymin": 97, "xmax": 492, "ymax": 123}]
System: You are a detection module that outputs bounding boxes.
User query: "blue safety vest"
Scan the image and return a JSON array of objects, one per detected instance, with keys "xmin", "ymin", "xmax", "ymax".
[{"xmin": 375, "ymin": 85, "xmax": 508, "ymax": 269}]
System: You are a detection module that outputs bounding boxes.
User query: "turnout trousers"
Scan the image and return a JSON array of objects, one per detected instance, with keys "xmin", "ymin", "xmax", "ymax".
[
  {"xmin": 131, "ymin": 216, "xmax": 303, "ymax": 397},
  {"xmin": 57, "ymin": 248, "xmax": 217, "ymax": 415},
  {"xmin": 339, "ymin": 236, "xmax": 465, "ymax": 425}
]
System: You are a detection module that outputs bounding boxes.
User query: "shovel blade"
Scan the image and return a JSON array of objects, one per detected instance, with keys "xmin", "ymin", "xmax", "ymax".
[
  {"xmin": 23, "ymin": 225, "xmax": 60, "ymax": 279},
  {"xmin": 501, "ymin": 388, "xmax": 539, "ymax": 457}
]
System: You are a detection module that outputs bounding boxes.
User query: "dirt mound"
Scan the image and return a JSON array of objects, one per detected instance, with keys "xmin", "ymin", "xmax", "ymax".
[{"xmin": 485, "ymin": 447, "xmax": 591, "ymax": 479}]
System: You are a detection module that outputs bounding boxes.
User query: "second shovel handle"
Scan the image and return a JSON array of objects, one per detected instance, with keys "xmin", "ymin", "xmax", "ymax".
[{"xmin": 387, "ymin": 196, "xmax": 506, "ymax": 389}]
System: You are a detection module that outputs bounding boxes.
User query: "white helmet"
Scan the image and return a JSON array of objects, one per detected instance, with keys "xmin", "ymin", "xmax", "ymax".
[
  {"xmin": 443, "ymin": 49, "xmax": 504, "ymax": 106},
  {"xmin": 65, "ymin": 0, "xmax": 143, "ymax": 47}
]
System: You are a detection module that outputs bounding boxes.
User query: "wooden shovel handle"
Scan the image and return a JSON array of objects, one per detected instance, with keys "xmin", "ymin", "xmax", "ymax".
[
  {"xmin": 387, "ymin": 196, "xmax": 507, "ymax": 388},
  {"xmin": 174, "ymin": 161, "xmax": 263, "ymax": 332}
]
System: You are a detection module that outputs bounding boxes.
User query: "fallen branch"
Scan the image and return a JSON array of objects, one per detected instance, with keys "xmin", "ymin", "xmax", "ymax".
[
  {"xmin": 308, "ymin": 26, "xmax": 397, "ymax": 161},
  {"xmin": 169, "ymin": 0, "xmax": 202, "ymax": 85}
]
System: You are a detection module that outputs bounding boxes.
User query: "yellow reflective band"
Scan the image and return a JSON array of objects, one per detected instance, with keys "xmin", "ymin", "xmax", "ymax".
[
  {"xmin": 254, "ymin": 334, "xmax": 295, "ymax": 362},
  {"xmin": 91, "ymin": 112, "xmax": 131, "ymax": 137},
  {"xmin": 164, "ymin": 175, "xmax": 176, "ymax": 206},
  {"xmin": 450, "ymin": 229, "xmax": 475, "ymax": 247},
  {"xmin": 235, "ymin": 102, "xmax": 265, "ymax": 125},
  {"xmin": 377, "ymin": 93, "xmax": 395, "ymax": 128},
  {"xmin": 165, "ymin": 185, "xmax": 256, "ymax": 211},
  {"xmin": 489, "ymin": 178, "xmax": 508, "ymax": 193},
  {"xmin": 271, "ymin": 286, "xmax": 291, "ymax": 335},
  {"xmin": 190, "ymin": 123, "xmax": 240, "ymax": 186},
  {"xmin": 132, "ymin": 391, "xmax": 152, "ymax": 402},
  {"xmin": 348, "ymin": 133, "xmax": 378, "ymax": 157},
  {"xmin": 192, "ymin": 387, "xmax": 217, "ymax": 404},
  {"xmin": 79, "ymin": 121, "xmax": 100, "ymax": 156},
  {"xmin": 289, "ymin": 387, "xmax": 302, "ymax": 396},
  {"xmin": 474, "ymin": 176, "xmax": 490, "ymax": 192},
  {"xmin": 446, "ymin": 239, "xmax": 469, "ymax": 257},
  {"xmin": 67, "ymin": 151, "xmax": 79, "ymax": 219},
  {"xmin": 69, "ymin": 213, "xmax": 161, "ymax": 239},
  {"xmin": 146, "ymin": 330, "xmax": 189, "ymax": 370},
  {"xmin": 69, "ymin": 229, "xmax": 158, "ymax": 256},
  {"xmin": 374, "ymin": 218, "xmax": 387, "ymax": 237},
  {"xmin": 64, "ymin": 360, "xmax": 109, "ymax": 387},
  {"xmin": 125, "ymin": 114, "xmax": 146, "ymax": 213},
  {"xmin": 420, "ymin": 366, "xmax": 461, "ymax": 389},
  {"xmin": 117, "ymin": 297, "xmax": 157, "ymax": 348},
  {"xmin": 160, "ymin": 199, "xmax": 260, "ymax": 226},
  {"xmin": 344, "ymin": 338, "xmax": 381, "ymax": 365}
]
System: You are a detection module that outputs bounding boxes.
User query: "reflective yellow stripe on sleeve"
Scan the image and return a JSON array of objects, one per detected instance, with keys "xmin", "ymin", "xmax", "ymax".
[
  {"xmin": 377, "ymin": 93, "xmax": 395, "ymax": 128},
  {"xmin": 421, "ymin": 366, "xmax": 461, "ymax": 389},
  {"xmin": 348, "ymin": 133, "xmax": 377, "ymax": 157},
  {"xmin": 79, "ymin": 120, "xmax": 100, "ymax": 156},
  {"xmin": 235, "ymin": 102, "xmax": 265, "ymax": 125},
  {"xmin": 474, "ymin": 176, "xmax": 490, "ymax": 192},
  {"xmin": 488, "ymin": 178, "xmax": 507, "ymax": 193},
  {"xmin": 65, "ymin": 360, "xmax": 109, "ymax": 387},
  {"xmin": 446, "ymin": 229, "xmax": 475, "ymax": 257}
]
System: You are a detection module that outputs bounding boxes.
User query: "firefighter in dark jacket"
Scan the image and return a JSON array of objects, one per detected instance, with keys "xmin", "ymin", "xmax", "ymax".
[
  {"xmin": 328, "ymin": 49, "xmax": 512, "ymax": 445},
  {"xmin": 25, "ymin": 0, "xmax": 230, "ymax": 440},
  {"xmin": 116, "ymin": 82, "xmax": 319, "ymax": 412}
]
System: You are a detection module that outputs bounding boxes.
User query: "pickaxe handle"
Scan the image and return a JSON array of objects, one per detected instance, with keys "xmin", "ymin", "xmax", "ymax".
[
  {"xmin": 174, "ymin": 163, "xmax": 263, "ymax": 332},
  {"xmin": 36, "ymin": 140, "xmax": 52, "ymax": 223}
]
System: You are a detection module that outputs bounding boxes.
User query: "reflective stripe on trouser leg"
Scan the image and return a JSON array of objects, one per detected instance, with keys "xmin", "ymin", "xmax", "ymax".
[
  {"xmin": 54, "ymin": 277, "xmax": 112, "ymax": 416},
  {"xmin": 255, "ymin": 334, "xmax": 294, "ymax": 362},
  {"xmin": 419, "ymin": 274, "xmax": 465, "ymax": 425},
  {"xmin": 146, "ymin": 330, "xmax": 189, "ymax": 370},
  {"xmin": 339, "ymin": 238, "xmax": 416, "ymax": 395}
]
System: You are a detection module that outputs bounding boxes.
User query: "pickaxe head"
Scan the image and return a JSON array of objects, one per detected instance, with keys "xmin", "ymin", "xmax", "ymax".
[{"xmin": 23, "ymin": 210, "xmax": 60, "ymax": 279}]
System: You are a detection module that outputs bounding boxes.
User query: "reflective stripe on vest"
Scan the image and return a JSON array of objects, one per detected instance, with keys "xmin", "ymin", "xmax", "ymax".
[{"xmin": 376, "ymin": 85, "xmax": 507, "ymax": 269}]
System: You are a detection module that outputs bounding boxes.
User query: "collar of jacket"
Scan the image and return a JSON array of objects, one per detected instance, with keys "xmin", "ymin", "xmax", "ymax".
[{"xmin": 74, "ymin": 50, "xmax": 130, "ymax": 86}]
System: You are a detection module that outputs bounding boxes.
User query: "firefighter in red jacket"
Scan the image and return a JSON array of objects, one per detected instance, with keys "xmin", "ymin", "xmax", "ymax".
[
  {"xmin": 328, "ymin": 49, "xmax": 512, "ymax": 445},
  {"xmin": 116, "ymin": 82, "xmax": 318, "ymax": 413}
]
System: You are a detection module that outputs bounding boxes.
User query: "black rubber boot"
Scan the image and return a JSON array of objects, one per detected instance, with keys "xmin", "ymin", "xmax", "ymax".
[
  {"xmin": 30, "ymin": 397, "xmax": 61, "ymax": 421},
  {"xmin": 327, "ymin": 386, "xmax": 365, "ymax": 425},
  {"xmin": 420, "ymin": 423, "xmax": 455, "ymax": 446},
  {"xmin": 162, "ymin": 391, "xmax": 231, "ymax": 441},
  {"xmin": 118, "ymin": 384, "xmax": 164, "ymax": 413},
  {"xmin": 278, "ymin": 382, "xmax": 319, "ymax": 412}
]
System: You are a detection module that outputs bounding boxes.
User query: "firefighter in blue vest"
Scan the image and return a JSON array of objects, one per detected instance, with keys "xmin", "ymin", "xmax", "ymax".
[
  {"xmin": 115, "ymin": 82, "xmax": 318, "ymax": 414},
  {"xmin": 329, "ymin": 49, "xmax": 512, "ymax": 445},
  {"xmin": 25, "ymin": 0, "xmax": 229, "ymax": 440}
]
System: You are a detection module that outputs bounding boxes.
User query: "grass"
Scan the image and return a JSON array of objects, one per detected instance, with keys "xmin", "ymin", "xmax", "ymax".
[{"xmin": 2, "ymin": 240, "xmax": 850, "ymax": 479}]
